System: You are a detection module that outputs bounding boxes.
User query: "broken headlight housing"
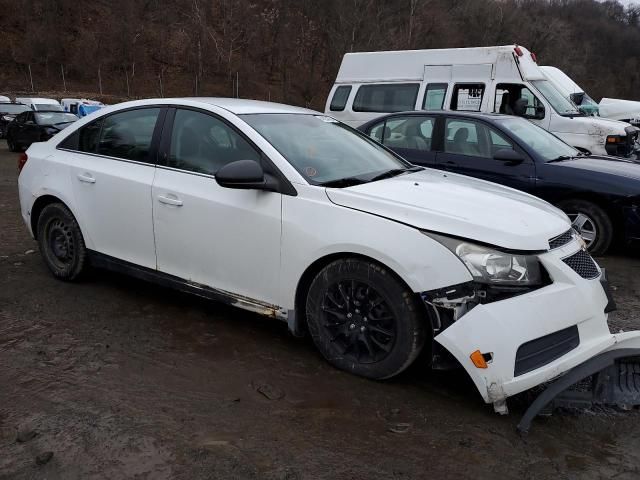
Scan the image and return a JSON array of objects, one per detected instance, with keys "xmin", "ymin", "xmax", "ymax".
[{"xmin": 428, "ymin": 233, "xmax": 543, "ymax": 286}]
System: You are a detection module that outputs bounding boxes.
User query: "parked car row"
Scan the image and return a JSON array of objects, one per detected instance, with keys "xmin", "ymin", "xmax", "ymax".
[{"xmin": 0, "ymin": 95, "xmax": 105, "ymax": 147}]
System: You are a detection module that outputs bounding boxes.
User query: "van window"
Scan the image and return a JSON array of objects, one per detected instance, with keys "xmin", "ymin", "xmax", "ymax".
[
  {"xmin": 450, "ymin": 84, "xmax": 484, "ymax": 112},
  {"xmin": 329, "ymin": 86, "xmax": 352, "ymax": 112},
  {"xmin": 494, "ymin": 84, "xmax": 544, "ymax": 119},
  {"xmin": 422, "ymin": 83, "xmax": 447, "ymax": 110},
  {"xmin": 353, "ymin": 84, "xmax": 419, "ymax": 113}
]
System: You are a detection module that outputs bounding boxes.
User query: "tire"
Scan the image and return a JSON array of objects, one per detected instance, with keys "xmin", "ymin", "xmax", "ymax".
[
  {"xmin": 7, "ymin": 136, "xmax": 20, "ymax": 152},
  {"xmin": 36, "ymin": 203, "xmax": 87, "ymax": 281},
  {"xmin": 556, "ymin": 199, "xmax": 613, "ymax": 256},
  {"xmin": 305, "ymin": 258, "xmax": 426, "ymax": 380}
]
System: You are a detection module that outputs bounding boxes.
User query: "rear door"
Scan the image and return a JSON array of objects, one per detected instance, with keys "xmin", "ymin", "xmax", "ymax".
[
  {"xmin": 436, "ymin": 117, "xmax": 535, "ymax": 192},
  {"xmin": 60, "ymin": 106, "xmax": 163, "ymax": 268}
]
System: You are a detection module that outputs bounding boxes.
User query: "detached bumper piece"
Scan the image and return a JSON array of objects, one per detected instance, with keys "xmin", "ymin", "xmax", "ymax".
[{"xmin": 517, "ymin": 348, "xmax": 640, "ymax": 434}]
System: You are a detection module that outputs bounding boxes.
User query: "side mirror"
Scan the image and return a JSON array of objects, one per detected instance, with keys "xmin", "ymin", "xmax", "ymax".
[
  {"xmin": 513, "ymin": 98, "xmax": 528, "ymax": 117},
  {"xmin": 494, "ymin": 148, "xmax": 524, "ymax": 164},
  {"xmin": 215, "ymin": 159, "xmax": 277, "ymax": 191},
  {"xmin": 533, "ymin": 105, "xmax": 546, "ymax": 120},
  {"xmin": 570, "ymin": 92, "xmax": 585, "ymax": 105}
]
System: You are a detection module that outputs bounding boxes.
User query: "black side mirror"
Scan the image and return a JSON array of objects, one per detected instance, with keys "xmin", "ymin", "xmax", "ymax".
[
  {"xmin": 215, "ymin": 159, "xmax": 277, "ymax": 191},
  {"xmin": 494, "ymin": 148, "xmax": 524, "ymax": 164},
  {"xmin": 513, "ymin": 98, "xmax": 528, "ymax": 117},
  {"xmin": 570, "ymin": 92, "xmax": 585, "ymax": 105}
]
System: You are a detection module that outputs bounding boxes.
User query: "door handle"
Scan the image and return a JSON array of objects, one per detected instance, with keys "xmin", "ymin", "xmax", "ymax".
[
  {"xmin": 77, "ymin": 173, "xmax": 96, "ymax": 184},
  {"xmin": 157, "ymin": 194, "xmax": 183, "ymax": 207}
]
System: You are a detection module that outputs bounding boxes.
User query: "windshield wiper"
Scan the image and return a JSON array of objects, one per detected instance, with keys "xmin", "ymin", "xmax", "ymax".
[
  {"xmin": 320, "ymin": 177, "xmax": 368, "ymax": 188},
  {"xmin": 368, "ymin": 166, "xmax": 423, "ymax": 182},
  {"xmin": 547, "ymin": 155, "xmax": 575, "ymax": 163}
]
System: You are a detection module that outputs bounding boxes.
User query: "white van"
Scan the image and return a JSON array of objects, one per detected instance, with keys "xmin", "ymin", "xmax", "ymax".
[
  {"xmin": 541, "ymin": 65, "xmax": 640, "ymax": 128},
  {"xmin": 325, "ymin": 45, "xmax": 639, "ymax": 158},
  {"xmin": 15, "ymin": 97, "xmax": 63, "ymax": 112}
]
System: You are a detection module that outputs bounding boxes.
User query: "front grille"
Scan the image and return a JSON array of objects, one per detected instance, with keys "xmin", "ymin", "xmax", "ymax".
[
  {"xmin": 514, "ymin": 325, "xmax": 580, "ymax": 377},
  {"xmin": 562, "ymin": 249, "xmax": 600, "ymax": 279},
  {"xmin": 549, "ymin": 229, "xmax": 573, "ymax": 250}
]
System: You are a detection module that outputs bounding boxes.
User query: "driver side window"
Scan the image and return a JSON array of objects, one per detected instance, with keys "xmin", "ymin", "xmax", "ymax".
[
  {"xmin": 167, "ymin": 109, "xmax": 261, "ymax": 176},
  {"xmin": 494, "ymin": 84, "xmax": 544, "ymax": 119}
]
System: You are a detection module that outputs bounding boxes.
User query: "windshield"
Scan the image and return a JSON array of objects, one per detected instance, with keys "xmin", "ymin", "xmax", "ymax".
[
  {"xmin": 0, "ymin": 104, "xmax": 30, "ymax": 115},
  {"xmin": 35, "ymin": 112, "xmax": 78, "ymax": 125},
  {"xmin": 530, "ymin": 80, "xmax": 581, "ymax": 116},
  {"xmin": 33, "ymin": 104, "xmax": 63, "ymax": 112},
  {"xmin": 241, "ymin": 114, "xmax": 410, "ymax": 185},
  {"xmin": 496, "ymin": 116, "xmax": 579, "ymax": 161}
]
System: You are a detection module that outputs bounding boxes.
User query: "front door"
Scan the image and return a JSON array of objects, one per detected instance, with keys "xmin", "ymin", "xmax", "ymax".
[
  {"xmin": 436, "ymin": 117, "xmax": 535, "ymax": 192},
  {"xmin": 152, "ymin": 107, "xmax": 282, "ymax": 303}
]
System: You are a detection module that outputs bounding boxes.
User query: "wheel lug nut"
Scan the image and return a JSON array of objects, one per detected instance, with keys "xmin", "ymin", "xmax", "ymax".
[
  {"xmin": 360, "ymin": 326, "xmax": 366, "ymax": 332},
  {"xmin": 349, "ymin": 323, "xmax": 356, "ymax": 330},
  {"xmin": 347, "ymin": 313, "xmax": 352, "ymax": 318},
  {"xmin": 355, "ymin": 309, "xmax": 360, "ymax": 314}
]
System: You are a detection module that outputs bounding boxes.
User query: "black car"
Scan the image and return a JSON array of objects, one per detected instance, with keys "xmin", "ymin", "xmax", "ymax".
[
  {"xmin": 359, "ymin": 111, "xmax": 640, "ymax": 255},
  {"xmin": 0, "ymin": 103, "xmax": 31, "ymax": 139},
  {"xmin": 6, "ymin": 110, "xmax": 78, "ymax": 152}
]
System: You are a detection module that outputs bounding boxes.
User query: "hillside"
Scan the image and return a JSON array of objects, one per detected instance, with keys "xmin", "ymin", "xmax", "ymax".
[{"xmin": 1, "ymin": 0, "xmax": 639, "ymax": 109}]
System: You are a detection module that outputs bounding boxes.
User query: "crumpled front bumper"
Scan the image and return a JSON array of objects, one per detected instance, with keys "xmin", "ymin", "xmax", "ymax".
[
  {"xmin": 433, "ymin": 239, "xmax": 625, "ymax": 405},
  {"xmin": 516, "ymin": 331, "xmax": 640, "ymax": 433}
]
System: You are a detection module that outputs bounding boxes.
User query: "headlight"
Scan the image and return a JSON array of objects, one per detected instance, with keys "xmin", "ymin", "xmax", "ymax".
[
  {"xmin": 427, "ymin": 233, "xmax": 543, "ymax": 286},
  {"xmin": 2, "ymin": 115, "xmax": 13, "ymax": 121}
]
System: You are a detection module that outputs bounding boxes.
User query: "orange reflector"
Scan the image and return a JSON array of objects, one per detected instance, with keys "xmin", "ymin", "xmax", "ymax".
[
  {"xmin": 607, "ymin": 136, "xmax": 618, "ymax": 143},
  {"xmin": 470, "ymin": 350, "xmax": 488, "ymax": 369}
]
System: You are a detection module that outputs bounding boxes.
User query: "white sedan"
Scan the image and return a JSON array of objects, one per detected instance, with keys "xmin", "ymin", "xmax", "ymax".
[{"xmin": 17, "ymin": 98, "xmax": 640, "ymax": 423}]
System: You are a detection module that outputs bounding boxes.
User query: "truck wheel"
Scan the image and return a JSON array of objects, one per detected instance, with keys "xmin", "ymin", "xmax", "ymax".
[
  {"xmin": 557, "ymin": 199, "xmax": 613, "ymax": 256},
  {"xmin": 37, "ymin": 203, "xmax": 88, "ymax": 281},
  {"xmin": 305, "ymin": 258, "xmax": 426, "ymax": 380}
]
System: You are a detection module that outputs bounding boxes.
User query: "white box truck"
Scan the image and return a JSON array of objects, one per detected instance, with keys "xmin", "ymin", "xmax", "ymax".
[
  {"xmin": 325, "ymin": 45, "xmax": 639, "ymax": 158},
  {"xmin": 541, "ymin": 65, "xmax": 640, "ymax": 128}
]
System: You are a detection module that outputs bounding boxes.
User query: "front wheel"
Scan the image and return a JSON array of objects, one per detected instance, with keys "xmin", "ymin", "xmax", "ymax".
[
  {"xmin": 305, "ymin": 258, "xmax": 426, "ymax": 380},
  {"xmin": 37, "ymin": 203, "xmax": 88, "ymax": 280},
  {"xmin": 556, "ymin": 199, "xmax": 613, "ymax": 256}
]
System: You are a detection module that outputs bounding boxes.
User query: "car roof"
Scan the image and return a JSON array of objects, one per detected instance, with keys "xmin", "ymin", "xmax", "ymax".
[
  {"xmin": 358, "ymin": 110, "xmax": 515, "ymax": 128},
  {"xmin": 116, "ymin": 97, "xmax": 319, "ymax": 115}
]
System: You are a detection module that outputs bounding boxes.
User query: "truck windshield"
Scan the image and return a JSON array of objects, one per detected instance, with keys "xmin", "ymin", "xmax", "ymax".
[
  {"xmin": 35, "ymin": 112, "xmax": 78, "ymax": 125},
  {"xmin": 33, "ymin": 104, "xmax": 63, "ymax": 112},
  {"xmin": 530, "ymin": 80, "xmax": 582, "ymax": 117},
  {"xmin": 0, "ymin": 104, "xmax": 30, "ymax": 114},
  {"xmin": 496, "ymin": 116, "xmax": 579, "ymax": 161},
  {"xmin": 241, "ymin": 113, "xmax": 412, "ymax": 186}
]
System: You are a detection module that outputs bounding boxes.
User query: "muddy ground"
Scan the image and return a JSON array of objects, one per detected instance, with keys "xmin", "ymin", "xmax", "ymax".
[{"xmin": 1, "ymin": 139, "xmax": 640, "ymax": 479}]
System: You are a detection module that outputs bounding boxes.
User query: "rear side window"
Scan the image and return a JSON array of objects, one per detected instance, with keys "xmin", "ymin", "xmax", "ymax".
[
  {"xmin": 353, "ymin": 84, "xmax": 419, "ymax": 113},
  {"xmin": 371, "ymin": 116, "xmax": 435, "ymax": 151},
  {"xmin": 422, "ymin": 83, "xmax": 448, "ymax": 110},
  {"xmin": 97, "ymin": 108, "xmax": 161, "ymax": 163},
  {"xmin": 329, "ymin": 86, "xmax": 352, "ymax": 112},
  {"xmin": 450, "ymin": 84, "xmax": 485, "ymax": 112}
]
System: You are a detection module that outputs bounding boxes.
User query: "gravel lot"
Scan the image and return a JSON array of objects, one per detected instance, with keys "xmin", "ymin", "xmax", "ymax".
[{"xmin": 1, "ymin": 139, "xmax": 640, "ymax": 479}]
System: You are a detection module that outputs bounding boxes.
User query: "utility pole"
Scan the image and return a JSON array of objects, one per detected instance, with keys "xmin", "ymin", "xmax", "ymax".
[
  {"xmin": 61, "ymin": 64, "xmax": 67, "ymax": 92},
  {"xmin": 98, "ymin": 65, "xmax": 103, "ymax": 95},
  {"xmin": 28, "ymin": 64, "xmax": 34, "ymax": 92}
]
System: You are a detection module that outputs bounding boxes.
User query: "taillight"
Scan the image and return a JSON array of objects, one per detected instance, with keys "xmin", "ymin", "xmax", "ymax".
[
  {"xmin": 531, "ymin": 52, "xmax": 538, "ymax": 63},
  {"xmin": 18, "ymin": 152, "xmax": 28, "ymax": 172},
  {"xmin": 514, "ymin": 45, "xmax": 523, "ymax": 57}
]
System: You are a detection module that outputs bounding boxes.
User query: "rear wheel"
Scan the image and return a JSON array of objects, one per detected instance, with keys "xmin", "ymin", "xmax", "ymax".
[
  {"xmin": 305, "ymin": 258, "xmax": 426, "ymax": 380},
  {"xmin": 556, "ymin": 199, "xmax": 613, "ymax": 256},
  {"xmin": 7, "ymin": 135, "xmax": 20, "ymax": 152},
  {"xmin": 36, "ymin": 203, "xmax": 87, "ymax": 280}
]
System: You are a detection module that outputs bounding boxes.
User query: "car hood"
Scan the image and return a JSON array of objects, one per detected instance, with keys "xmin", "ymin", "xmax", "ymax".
[
  {"xmin": 551, "ymin": 115, "xmax": 632, "ymax": 136},
  {"xmin": 599, "ymin": 98, "xmax": 640, "ymax": 123},
  {"xmin": 325, "ymin": 169, "xmax": 570, "ymax": 251},
  {"xmin": 547, "ymin": 156, "xmax": 640, "ymax": 191}
]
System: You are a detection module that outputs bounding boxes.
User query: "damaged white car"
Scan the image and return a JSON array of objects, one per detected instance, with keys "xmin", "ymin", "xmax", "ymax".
[{"xmin": 17, "ymin": 98, "xmax": 640, "ymax": 431}]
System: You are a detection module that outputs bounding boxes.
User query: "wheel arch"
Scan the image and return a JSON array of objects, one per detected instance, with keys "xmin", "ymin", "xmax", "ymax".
[
  {"xmin": 30, "ymin": 194, "xmax": 80, "ymax": 240},
  {"xmin": 554, "ymin": 192, "xmax": 623, "ymax": 238},
  {"xmin": 292, "ymin": 252, "xmax": 431, "ymax": 337}
]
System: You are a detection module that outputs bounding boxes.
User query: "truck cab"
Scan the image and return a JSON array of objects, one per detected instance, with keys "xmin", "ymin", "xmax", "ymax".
[{"xmin": 326, "ymin": 45, "xmax": 639, "ymax": 158}]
